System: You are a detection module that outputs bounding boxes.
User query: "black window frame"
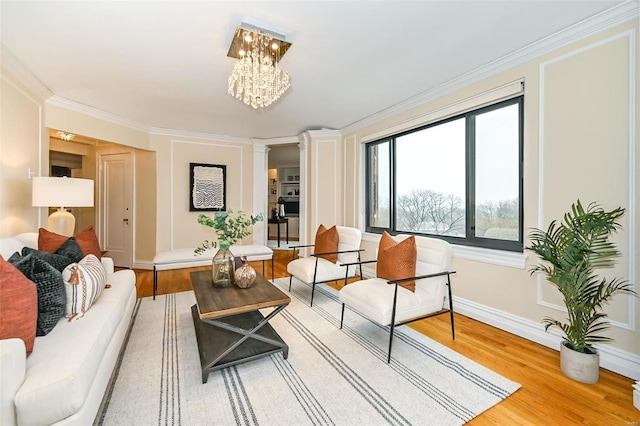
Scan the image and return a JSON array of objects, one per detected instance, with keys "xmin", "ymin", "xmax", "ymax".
[{"xmin": 365, "ymin": 96, "xmax": 524, "ymax": 252}]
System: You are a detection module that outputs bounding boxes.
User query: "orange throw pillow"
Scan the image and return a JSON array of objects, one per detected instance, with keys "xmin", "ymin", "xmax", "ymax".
[
  {"xmin": 39, "ymin": 226, "xmax": 102, "ymax": 259},
  {"xmin": 314, "ymin": 225, "xmax": 339, "ymax": 264},
  {"xmin": 376, "ymin": 232, "xmax": 417, "ymax": 292},
  {"xmin": 0, "ymin": 256, "xmax": 38, "ymax": 354}
]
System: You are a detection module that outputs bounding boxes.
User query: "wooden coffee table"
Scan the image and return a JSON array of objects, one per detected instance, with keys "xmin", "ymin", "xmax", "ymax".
[{"xmin": 190, "ymin": 270, "xmax": 290, "ymax": 383}]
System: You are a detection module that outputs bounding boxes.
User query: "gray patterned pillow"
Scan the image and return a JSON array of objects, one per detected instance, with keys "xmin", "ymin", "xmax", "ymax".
[
  {"xmin": 54, "ymin": 237, "xmax": 84, "ymax": 263},
  {"xmin": 9, "ymin": 253, "xmax": 66, "ymax": 336},
  {"xmin": 21, "ymin": 247, "xmax": 75, "ymax": 272}
]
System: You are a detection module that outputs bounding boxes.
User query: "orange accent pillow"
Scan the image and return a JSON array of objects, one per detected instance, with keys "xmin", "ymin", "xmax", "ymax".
[
  {"xmin": 314, "ymin": 225, "xmax": 339, "ymax": 263},
  {"xmin": 0, "ymin": 256, "xmax": 38, "ymax": 354},
  {"xmin": 39, "ymin": 226, "xmax": 102, "ymax": 259},
  {"xmin": 376, "ymin": 232, "xmax": 417, "ymax": 292}
]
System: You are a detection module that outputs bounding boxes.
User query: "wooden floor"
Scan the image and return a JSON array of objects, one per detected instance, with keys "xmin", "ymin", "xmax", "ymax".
[{"xmin": 134, "ymin": 249, "xmax": 639, "ymax": 425}]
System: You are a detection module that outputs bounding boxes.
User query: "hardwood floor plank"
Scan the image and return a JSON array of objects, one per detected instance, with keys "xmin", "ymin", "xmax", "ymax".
[{"xmin": 129, "ymin": 248, "xmax": 639, "ymax": 424}]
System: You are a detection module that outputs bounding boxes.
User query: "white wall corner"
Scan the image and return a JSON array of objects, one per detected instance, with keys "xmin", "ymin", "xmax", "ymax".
[{"xmin": 252, "ymin": 141, "xmax": 269, "ymax": 244}]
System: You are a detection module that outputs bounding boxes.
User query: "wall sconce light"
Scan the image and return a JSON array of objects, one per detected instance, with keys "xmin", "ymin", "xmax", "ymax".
[{"xmin": 56, "ymin": 131, "xmax": 75, "ymax": 141}]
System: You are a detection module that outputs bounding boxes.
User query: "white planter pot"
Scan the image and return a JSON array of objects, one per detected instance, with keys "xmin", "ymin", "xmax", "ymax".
[{"xmin": 560, "ymin": 341, "xmax": 599, "ymax": 384}]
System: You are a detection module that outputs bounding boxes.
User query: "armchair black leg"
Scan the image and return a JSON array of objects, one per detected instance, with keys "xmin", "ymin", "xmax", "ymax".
[
  {"xmin": 388, "ymin": 322, "xmax": 395, "ymax": 364},
  {"xmin": 340, "ymin": 303, "xmax": 345, "ymax": 329},
  {"xmin": 447, "ymin": 277, "xmax": 455, "ymax": 340},
  {"xmin": 387, "ymin": 284, "xmax": 400, "ymax": 364},
  {"xmin": 449, "ymin": 308, "xmax": 456, "ymax": 340},
  {"xmin": 288, "ymin": 274, "xmax": 293, "ymax": 291},
  {"xmin": 309, "ymin": 257, "xmax": 319, "ymax": 307},
  {"xmin": 153, "ymin": 266, "xmax": 157, "ymax": 300}
]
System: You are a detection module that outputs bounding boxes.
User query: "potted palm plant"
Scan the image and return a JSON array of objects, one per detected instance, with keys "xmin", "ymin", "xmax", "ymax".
[{"xmin": 527, "ymin": 200, "xmax": 636, "ymax": 383}]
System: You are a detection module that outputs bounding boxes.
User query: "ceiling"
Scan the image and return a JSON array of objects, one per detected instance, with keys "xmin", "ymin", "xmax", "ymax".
[{"xmin": 0, "ymin": 1, "xmax": 631, "ymax": 140}]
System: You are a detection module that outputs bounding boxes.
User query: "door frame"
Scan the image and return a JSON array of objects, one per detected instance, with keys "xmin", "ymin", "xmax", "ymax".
[
  {"xmin": 261, "ymin": 139, "xmax": 305, "ymax": 245},
  {"xmin": 97, "ymin": 147, "xmax": 135, "ymax": 268}
]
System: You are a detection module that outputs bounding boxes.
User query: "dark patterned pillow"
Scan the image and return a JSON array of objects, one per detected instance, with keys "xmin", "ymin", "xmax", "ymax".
[
  {"xmin": 54, "ymin": 237, "xmax": 84, "ymax": 263},
  {"xmin": 21, "ymin": 247, "xmax": 76, "ymax": 272},
  {"xmin": 9, "ymin": 253, "xmax": 66, "ymax": 336},
  {"xmin": 7, "ymin": 251, "xmax": 21, "ymax": 264}
]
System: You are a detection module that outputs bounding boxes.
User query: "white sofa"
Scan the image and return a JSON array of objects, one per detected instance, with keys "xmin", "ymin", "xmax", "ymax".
[{"xmin": 0, "ymin": 232, "xmax": 137, "ymax": 426}]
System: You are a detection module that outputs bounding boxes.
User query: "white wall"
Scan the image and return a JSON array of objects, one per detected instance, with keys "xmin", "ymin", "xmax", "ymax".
[
  {"xmin": 0, "ymin": 66, "xmax": 48, "ymax": 237},
  {"xmin": 303, "ymin": 130, "xmax": 343, "ymax": 240},
  {"xmin": 150, "ymin": 133, "xmax": 257, "ymax": 253}
]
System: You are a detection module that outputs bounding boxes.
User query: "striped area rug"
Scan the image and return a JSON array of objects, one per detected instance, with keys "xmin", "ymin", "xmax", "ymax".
[{"xmin": 96, "ymin": 278, "xmax": 520, "ymax": 425}]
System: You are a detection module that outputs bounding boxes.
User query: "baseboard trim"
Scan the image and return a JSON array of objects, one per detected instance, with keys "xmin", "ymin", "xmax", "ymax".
[
  {"xmin": 454, "ymin": 297, "xmax": 640, "ymax": 380},
  {"xmin": 133, "ymin": 261, "xmax": 153, "ymax": 270}
]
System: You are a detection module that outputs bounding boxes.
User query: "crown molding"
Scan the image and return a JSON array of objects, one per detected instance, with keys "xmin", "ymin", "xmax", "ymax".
[
  {"xmin": 251, "ymin": 135, "xmax": 300, "ymax": 145},
  {"xmin": 46, "ymin": 96, "xmax": 151, "ymax": 133},
  {"xmin": 341, "ymin": 0, "xmax": 639, "ymax": 136},
  {"xmin": 304, "ymin": 129, "xmax": 342, "ymax": 139},
  {"xmin": 46, "ymin": 96, "xmax": 296, "ymax": 146},
  {"xmin": 0, "ymin": 43, "xmax": 52, "ymax": 101},
  {"xmin": 150, "ymin": 127, "xmax": 252, "ymax": 144}
]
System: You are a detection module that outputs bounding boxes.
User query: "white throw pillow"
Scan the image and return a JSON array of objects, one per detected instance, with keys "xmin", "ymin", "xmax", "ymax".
[{"xmin": 62, "ymin": 254, "xmax": 107, "ymax": 321}]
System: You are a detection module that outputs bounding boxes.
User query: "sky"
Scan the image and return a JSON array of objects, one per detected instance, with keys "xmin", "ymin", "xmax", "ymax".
[{"xmin": 394, "ymin": 103, "xmax": 519, "ymax": 205}]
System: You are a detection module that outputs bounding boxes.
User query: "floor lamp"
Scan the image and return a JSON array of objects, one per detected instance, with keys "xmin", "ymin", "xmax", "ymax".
[{"xmin": 32, "ymin": 177, "xmax": 94, "ymax": 237}]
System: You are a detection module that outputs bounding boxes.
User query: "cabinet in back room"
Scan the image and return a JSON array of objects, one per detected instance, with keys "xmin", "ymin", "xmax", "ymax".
[{"xmin": 267, "ymin": 166, "xmax": 300, "ymax": 241}]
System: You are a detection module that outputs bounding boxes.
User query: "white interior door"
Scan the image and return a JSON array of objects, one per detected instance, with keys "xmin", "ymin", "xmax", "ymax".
[{"xmin": 100, "ymin": 152, "xmax": 133, "ymax": 268}]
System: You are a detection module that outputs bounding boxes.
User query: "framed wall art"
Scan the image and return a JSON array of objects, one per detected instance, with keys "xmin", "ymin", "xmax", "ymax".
[{"xmin": 189, "ymin": 163, "xmax": 227, "ymax": 211}]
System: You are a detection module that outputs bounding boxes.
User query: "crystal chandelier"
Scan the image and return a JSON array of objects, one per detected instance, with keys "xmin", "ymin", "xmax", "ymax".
[{"xmin": 227, "ymin": 25, "xmax": 292, "ymax": 109}]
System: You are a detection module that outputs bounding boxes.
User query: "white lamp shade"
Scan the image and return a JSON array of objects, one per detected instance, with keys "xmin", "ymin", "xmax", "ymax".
[{"xmin": 32, "ymin": 177, "xmax": 94, "ymax": 208}]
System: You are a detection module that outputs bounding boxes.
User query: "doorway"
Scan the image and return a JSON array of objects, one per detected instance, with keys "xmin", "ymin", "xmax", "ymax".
[
  {"xmin": 99, "ymin": 151, "xmax": 134, "ymax": 268},
  {"xmin": 267, "ymin": 144, "xmax": 301, "ymax": 248}
]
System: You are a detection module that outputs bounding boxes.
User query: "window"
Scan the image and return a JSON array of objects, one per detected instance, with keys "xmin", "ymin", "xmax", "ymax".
[{"xmin": 365, "ymin": 96, "xmax": 523, "ymax": 252}]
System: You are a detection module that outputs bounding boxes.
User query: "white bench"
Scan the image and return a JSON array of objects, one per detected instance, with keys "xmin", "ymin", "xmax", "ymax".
[{"xmin": 153, "ymin": 245, "xmax": 273, "ymax": 299}]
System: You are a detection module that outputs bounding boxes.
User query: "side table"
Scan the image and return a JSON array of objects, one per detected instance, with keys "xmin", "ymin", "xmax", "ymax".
[{"xmin": 267, "ymin": 217, "xmax": 289, "ymax": 247}]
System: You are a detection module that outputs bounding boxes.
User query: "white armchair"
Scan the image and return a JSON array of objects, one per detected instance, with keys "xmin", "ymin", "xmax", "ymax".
[
  {"xmin": 339, "ymin": 235, "xmax": 455, "ymax": 363},
  {"xmin": 287, "ymin": 226, "xmax": 363, "ymax": 306}
]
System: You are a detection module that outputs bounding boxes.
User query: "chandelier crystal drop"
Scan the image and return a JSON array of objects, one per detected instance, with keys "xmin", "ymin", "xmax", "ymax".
[{"xmin": 227, "ymin": 27, "xmax": 291, "ymax": 109}]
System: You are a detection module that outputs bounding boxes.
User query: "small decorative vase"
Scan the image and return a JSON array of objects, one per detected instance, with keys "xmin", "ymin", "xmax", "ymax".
[
  {"xmin": 212, "ymin": 249, "xmax": 235, "ymax": 287},
  {"xmin": 234, "ymin": 256, "xmax": 256, "ymax": 289}
]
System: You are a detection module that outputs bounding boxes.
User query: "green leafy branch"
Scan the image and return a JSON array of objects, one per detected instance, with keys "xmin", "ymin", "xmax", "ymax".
[{"xmin": 194, "ymin": 209, "xmax": 263, "ymax": 254}]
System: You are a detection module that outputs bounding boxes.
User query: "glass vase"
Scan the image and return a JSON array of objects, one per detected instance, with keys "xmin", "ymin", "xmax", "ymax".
[
  {"xmin": 234, "ymin": 256, "xmax": 257, "ymax": 289},
  {"xmin": 212, "ymin": 249, "xmax": 235, "ymax": 287}
]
